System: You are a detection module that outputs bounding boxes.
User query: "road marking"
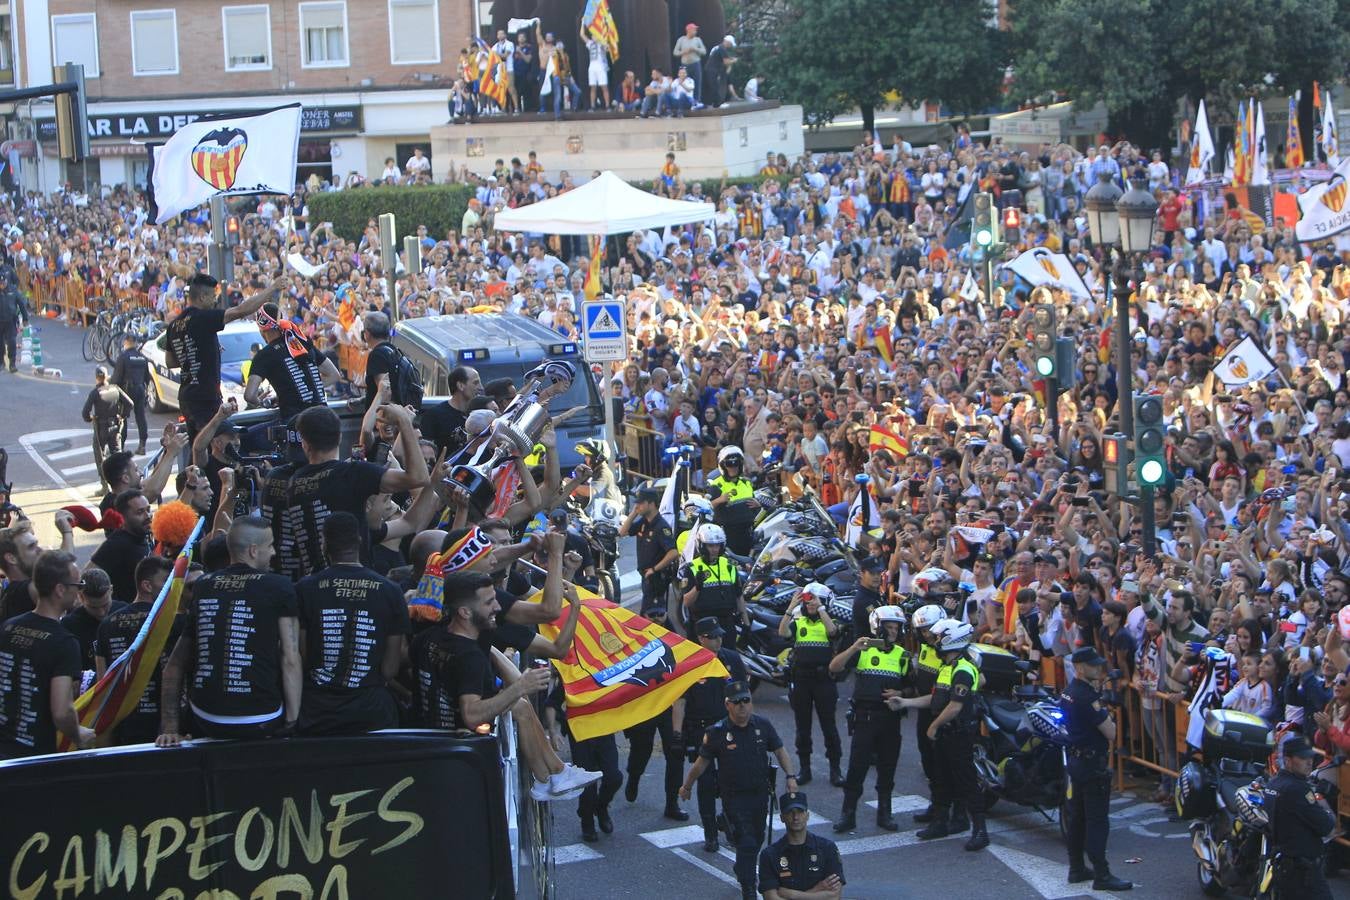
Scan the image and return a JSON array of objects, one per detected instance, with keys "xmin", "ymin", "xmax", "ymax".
[
  {"xmin": 988, "ymin": 843, "xmax": 1130, "ymax": 898},
  {"xmin": 639, "ymin": 813, "xmax": 829, "ymax": 849},
  {"xmin": 47, "ymin": 446, "xmax": 93, "ymax": 460},
  {"xmin": 554, "ymin": 843, "xmax": 604, "ymax": 865},
  {"xmin": 18, "ymin": 429, "xmax": 100, "ymax": 506},
  {"xmin": 863, "ymin": 793, "xmax": 930, "ymax": 814},
  {"xmin": 670, "ymin": 847, "xmax": 739, "ymax": 887},
  {"xmin": 60, "ymin": 462, "xmax": 100, "ymax": 476}
]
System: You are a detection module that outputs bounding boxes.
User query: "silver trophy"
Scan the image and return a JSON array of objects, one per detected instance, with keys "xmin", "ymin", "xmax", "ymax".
[{"xmin": 448, "ymin": 360, "xmax": 576, "ymax": 508}]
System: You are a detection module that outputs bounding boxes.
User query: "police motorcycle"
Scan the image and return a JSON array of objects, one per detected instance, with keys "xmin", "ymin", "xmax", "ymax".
[{"xmin": 1176, "ymin": 704, "xmax": 1283, "ymax": 898}]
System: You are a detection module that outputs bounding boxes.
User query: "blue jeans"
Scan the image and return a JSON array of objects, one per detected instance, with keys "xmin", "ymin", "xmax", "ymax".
[{"xmin": 539, "ymin": 76, "xmax": 563, "ymax": 115}]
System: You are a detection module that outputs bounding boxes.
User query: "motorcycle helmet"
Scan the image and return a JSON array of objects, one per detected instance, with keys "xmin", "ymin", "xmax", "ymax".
[
  {"xmin": 934, "ymin": 619, "xmax": 974, "ymax": 653},
  {"xmin": 683, "ymin": 496, "xmax": 714, "ymax": 519},
  {"xmin": 869, "ymin": 604, "xmax": 907, "ymax": 637},
  {"xmin": 575, "ymin": 438, "xmax": 608, "ymax": 464},
  {"xmin": 699, "ymin": 524, "xmax": 727, "ymax": 547},
  {"xmin": 801, "ymin": 582, "xmax": 834, "ymax": 604},
  {"xmin": 911, "ymin": 604, "xmax": 945, "ymax": 632},
  {"xmin": 718, "ymin": 445, "xmax": 745, "ymax": 467},
  {"xmin": 1175, "ymin": 761, "xmax": 1217, "ymax": 821}
]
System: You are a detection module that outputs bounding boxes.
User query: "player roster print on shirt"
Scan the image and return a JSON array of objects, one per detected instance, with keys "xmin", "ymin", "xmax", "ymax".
[{"xmin": 262, "ymin": 459, "xmax": 388, "ymax": 581}]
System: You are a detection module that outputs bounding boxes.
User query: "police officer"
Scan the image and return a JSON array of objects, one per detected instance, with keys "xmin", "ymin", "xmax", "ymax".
[
  {"xmin": 619, "ymin": 485, "xmax": 678, "ymax": 614},
  {"xmin": 1268, "ymin": 736, "xmax": 1335, "ymax": 898},
  {"xmin": 82, "ymin": 366, "xmax": 133, "ymax": 493},
  {"xmin": 0, "ymin": 271, "xmax": 27, "ymax": 374},
  {"xmin": 675, "ymin": 496, "xmax": 714, "ymax": 558},
  {"xmin": 908, "ymin": 603, "xmax": 946, "ymax": 825},
  {"xmin": 893, "ymin": 619, "xmax": 988, "ymax": 850},
  {"xmin": 707, "ymin": 445, "xmax": 758, "ymax": 557},
  {"xmin": 682, "ymin": 524, "xmax": 747, "ymax": 639},
  {"xmin": 1059, "ymin": 646, "xmax": 1132, "ymax": 891},
  {"xmin": 110, "ymin": 335, "xmax": 150, "ymax": 454},
  {"xmin": 679, "ymin": 680, "xmax": 797, "ymax": 900},
  {"xmin": 622, "ymin": 605, "xmax": 688, "ymax": 822},
  {"xmin": 673, "ymin": 616, "xmax": 747, "ymax": 852},
  {"xmin": 850, "ymin": 556, "xmax": 886, "ymax": 639},
  {"xmin": 778, "ymin": 582, "xmax": 843, "ymax": 788},
  {"xmin": 245, "ymin": 302, "xmax": 340, "ymax": 421},
  {"xmin": 830, "ymin": 604, "xmax": 909, "ymax": 833},
  {"xmin": 757, "ymin": 792, "xmax": 846, "ymax": 900}
]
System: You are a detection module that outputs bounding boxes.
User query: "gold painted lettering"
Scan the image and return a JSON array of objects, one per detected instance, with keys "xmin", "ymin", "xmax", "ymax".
[
  {"xmin": 9, "ymin": 832, "xmax": 49, "ymax": 900},
  {"xmin": 154, "ymin": 890, "xmax": 185, "ymax": 900},
  {"xmin": 186, "ymin": 811, "xmax": 234, "ymax": 881},
  {"xmin": 234, "ymin": 807, "xmax": 275, "ymax": 873},
  {"xmin": 371, "ymin": 778, "xmax": 424, "ymax": 856},
  {"xmin": 324, "ymin": 791, "xmax": 374, "ymax": 860},
  {"xmin": 276, "ymin": 792, "xmax": 324, "ymax": 867},
  {"xmin": 94, "ymin": 826, "xmax": 139, "ymax": 893},
  {"xmin": 318, "ymin": 865, "xmax": 349, "ymax": 900},
  {"xmin": 53, "ymin": 835, "xmax": 89, "ymax": 899},
  {"xmin": 142, "ymin": 817, "xmax": 187, "ymax": 890},
  {"xmin": 249, "ymin": 874, "xmax": 313, "ymax": 900}
]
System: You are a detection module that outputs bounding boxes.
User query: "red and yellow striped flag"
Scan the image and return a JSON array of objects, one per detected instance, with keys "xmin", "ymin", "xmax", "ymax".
[
  {"xmin": 1233, "ymin": 100, "xmax": 1250, "ymax": 187},
  {"xmin": 58, "ymin": 518, "xmax": 203, "ymax": 751},
  {"xmin": 584, "ymin": 235, "xmax": 603, "ymax": 300},
  {"xmin": 583, "ymin": 0, "xmax": 620, "ymax": 61},
  {"xmin": 535, "ymin": 586, "xmax": 728, "ymax": 741},
  {"xmin": 476, "ymin": 40, "xmax": 508, "ymax": 108},
  {"xmin": 1286, "ymin": 94, "xmax": 1304, "ymax": 169},
  {"xmin": 872, "ymin": 322, "xmax": 894, "ymax": 365},
  {"xmin": 868, "ymin": 425, "xmax": 909, "ymax": 457}
]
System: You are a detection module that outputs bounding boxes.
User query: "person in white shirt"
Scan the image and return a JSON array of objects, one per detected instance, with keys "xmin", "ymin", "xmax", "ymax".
[
  {"xmin": 743, "ymin": 75, "xmax": 761, "ymax": 102},
  {"xmin": 1222, "ymin": 652, "xmax": 1274, "ymax": 720},
  {"xmin": 672, "ymin": 398, "xmax": 701, "ymax": 446},
  {"xmin": 644, "ymin": 368, "xmax": 672, "ymax": 436},
  {"xmin": 580, "ymin": 25, "xmax": 611, "ymax": 110},
  {"xmin": 381, "ymin": 157, "xmax": 401, "ymax": 183},
  {"xmin": 667, "ymin": 66, "xmax": 695, "ymax": 117},
  {"xmin": 405, "ymin": 148, "xmax": 432, "ymax": 181}
]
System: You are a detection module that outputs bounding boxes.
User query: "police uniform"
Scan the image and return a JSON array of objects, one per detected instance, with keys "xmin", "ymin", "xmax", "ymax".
[
  {"xmin": 1269, "ymin": 738, "xmax": 1336, "ymax": 900},
  {"xmin": 680, "ymin": 617, "xmax": 748, "ymax": 849},
  {"xmin": 919, "ymin": 650, "xmax": 985, "ymax": 846},
  {"xmin": 836, "ymin": 637, "xmax": 909, "ymax": 831},
  {"xmin": 757, "ymin": 793, "xmax": 846, "ymax": 897},
  {"xmin": 698, "ymin": 683, "xmax": 785, "ymax": 899},
  {"xmin": 1060, "ymin": 646, "xmax": 1128, "ymax": 889},
  {"xmin": 707, "ymin": 472, "xmax": 756, "ymax": 556},
  {"xmin": 632, "ymin": 493, "xmax": 677, "ymax": 613},
  {"xmin": 687, "ymin": 553, "xmax": 742, "ymax": 639},
  {"xmin": 110, "ymin": 342, "xmax": 150, "ymax": 451},
  {"xmin": 624, "ymin": 702, "xmax": 687, "ymax": 820},
  {"xmin": 911, "ymin": 638, "xmax": 943, "ymax": 820},
  {"xmin": 787, "ymin": 606, "xmax": 842, "ymax": 786},
  {"xmin": 850, "ymin": 557, "xmax": 886, "ymax": 638}
]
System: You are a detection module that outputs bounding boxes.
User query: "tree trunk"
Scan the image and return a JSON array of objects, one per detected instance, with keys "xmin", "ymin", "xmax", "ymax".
[
  {"xmin": 860, "ymin": 102, "xmax": 875, "ymax": 136},
  {"xmin": 1108, "ymin": 102, "xmax": 1172, "ymax": 160}
]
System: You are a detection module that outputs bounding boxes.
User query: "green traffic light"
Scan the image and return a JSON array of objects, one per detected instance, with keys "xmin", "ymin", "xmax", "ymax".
[
  {"xmin": 975, "ymin": 229, "xmax": 993, "ymax": 246},
  {"xmin": 1035, "ymin": 356, "xmax": 1055, "ymax": 377},
  {"xmin": 1139, "ymin": 459, "xmax": 1166, "ymax": 486}
]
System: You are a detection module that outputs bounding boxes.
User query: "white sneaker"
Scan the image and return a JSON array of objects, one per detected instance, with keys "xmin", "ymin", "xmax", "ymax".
[
  {"xmin": 529, "ymin": 779, "xmax": 554, "ymax": 802},
  {"xmin": 549, "ymin": 764, "xmax": 602, "ymax": 796}
]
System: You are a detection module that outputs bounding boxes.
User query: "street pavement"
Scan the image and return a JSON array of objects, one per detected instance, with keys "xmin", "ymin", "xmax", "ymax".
[{"xmin": 6, "ymin": 318, "xmax": 1349, "ymax": 900}]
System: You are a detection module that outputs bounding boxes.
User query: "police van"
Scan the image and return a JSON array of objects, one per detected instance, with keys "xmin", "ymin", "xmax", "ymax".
[{"xmin": 394, "ymin": 314, "xmax": 605, "ymax": 472}]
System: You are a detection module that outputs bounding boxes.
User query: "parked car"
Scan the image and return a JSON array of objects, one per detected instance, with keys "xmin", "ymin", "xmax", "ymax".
[{"xmin": 144, "ymin": 319, "xmax": 262, "ymax": 412}]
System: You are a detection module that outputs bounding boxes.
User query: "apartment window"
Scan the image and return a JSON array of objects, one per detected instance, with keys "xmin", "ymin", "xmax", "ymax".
[
  {"xmin": 223, "ymin": 5, "xmax": 272, "ymax": 71},
  {"xmin": 50, "ymin": 14, "xmax": 99, "ymax": 78},
  {"xmin": 130, "ymin": 10, "xmax": 178, "ymax": 76},
  {"xmin": 389, "ymin": 0, "xmax": 439, "ymax": 65},
  {"xmin": 299, "ymin": 2, "xmax": 348, "ymax": 68}
]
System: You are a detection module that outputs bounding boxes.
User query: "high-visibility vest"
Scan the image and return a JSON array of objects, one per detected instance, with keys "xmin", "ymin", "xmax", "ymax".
[
  {"xmin": 709, "ymin": 475, "xmax": 754, "ymax": 505},
  {"xmin": 854, "ymin": 643, "xmax": 909, "ymax": 704}
]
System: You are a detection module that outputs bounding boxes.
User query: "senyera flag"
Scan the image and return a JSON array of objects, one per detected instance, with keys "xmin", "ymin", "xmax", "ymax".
[
  {"xmin": 147, "ymin": 104, "xmax": 302, "ymax": 224},
  {"xmin": 57, "ymin": 517, "xmax": 204, "ymax": 751},
  {"xmin": 535, "ymin": 586, "xmax": 728, "ymax": 741}
]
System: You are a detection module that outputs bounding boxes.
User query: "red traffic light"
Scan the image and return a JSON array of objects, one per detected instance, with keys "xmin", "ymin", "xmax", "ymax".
[
  {"xmin": 1003, "ymin": 208, "xmax": 1021, "ymax": 229},
  {"xmin": 225, "ymin": 215, "xmax": 240, "ymax": 236},
  {"xmin": 1103, "ymin": 439, "xmax": 1118, "ymax": 465}
]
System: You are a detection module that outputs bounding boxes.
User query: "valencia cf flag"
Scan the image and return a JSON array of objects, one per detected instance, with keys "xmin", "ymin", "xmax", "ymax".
[{"xmin": 534, "ymin": 586, "xmax": 728, "ymax": 741}]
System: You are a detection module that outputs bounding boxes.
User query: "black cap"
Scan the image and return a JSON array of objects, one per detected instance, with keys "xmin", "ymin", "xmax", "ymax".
[
  {"xmin": 548, "ymin": 507, "xmax": 569, "ymax": 525},
  {"xmin": 724, "ymin": 680, "xmax": 752, "ymax": 702},
  {"xmin": 1070, "ymin": 646, "xmax": 1108, "ymax": 668},
  {"xmin": 779, "ymin": 791, "xmax": 809, "ymax": 813},
  {"xmin": 859, "ymin": 555, "xmax": 886, "ymax": 573},
  {"xmin": 637, "ymin": 485, "xmax": 663, "ymax": 503},
  {"xmin": 1283, "ymin": 736, "xmax": 1317, "ymax": 760},
  {"xmin": 187, "ymin": 273, "xmax": 218, "ymax": 289},
  {"xmin": 696, "ymin": 617, "xmax": 725, "ymax": 638}
]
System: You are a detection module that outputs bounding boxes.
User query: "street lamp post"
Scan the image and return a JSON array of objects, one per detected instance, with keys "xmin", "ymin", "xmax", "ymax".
[{"xmin": 1084, "ymin": 171, "xmax": 1159, "ymax": 553}]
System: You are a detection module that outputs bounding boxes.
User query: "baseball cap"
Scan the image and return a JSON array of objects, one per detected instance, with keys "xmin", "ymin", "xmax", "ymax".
[
  {"xmin": 1282, "ymin": 736, "xmax": 1317, "ymax": 759},
  {"xmin": 1071, "ymin": 646, "xmax": 1108, "ymax": 668},
  {"xmin": 779, "ymin": 792, "xmax": 809, "ymax": 813},
  {"xmin": 724, "ymin": 680, "xmax": 752, "ymax": 702},
  {"xmin": 637, "ymin": 485, "xmax": 663, "ymax": 503},
  {"xmin": 696, "ymin": 617, "xmax": 726, "ymax": 638},
  {"xmin": 859, "ymin": 556, "xmax": 886, "ymax": 573}
]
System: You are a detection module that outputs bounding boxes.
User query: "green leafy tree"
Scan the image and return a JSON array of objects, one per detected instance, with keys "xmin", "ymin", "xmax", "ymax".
[{"xmin": 746, "ymin": 0, "xmax": 1005, "ymax": 132}]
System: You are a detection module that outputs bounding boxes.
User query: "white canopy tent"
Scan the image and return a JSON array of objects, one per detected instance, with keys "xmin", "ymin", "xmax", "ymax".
[{"xmin": 491, "ymin": 170, "xmax": 715, "ymax": 235}]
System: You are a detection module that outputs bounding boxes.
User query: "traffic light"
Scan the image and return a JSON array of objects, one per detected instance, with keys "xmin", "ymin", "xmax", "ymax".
[
  {"xmin": 1102, "ymin": 433, "xmax": 1128, "ymax": 495},
  {"xmin": 53, "ymin": 63, "xmax": 88, "ymax": 163},
  {"xmin": 1031, "ymin": 303, "xmax": 1056, "ymax": 378},
  {"xmin": 972, "ymin": 192, "xmax": 996, "ymax": 249},
  {"xmin": 1133, "ymin": 394, "xmax": 1167, "ymax": 488},
  {"xmin": 224, "ymin": 215, "xmax": 241, "ymax": 247},
  {"xmin": 1003, "ymin": 207, "xmax": 1021, "ymax": 245}
]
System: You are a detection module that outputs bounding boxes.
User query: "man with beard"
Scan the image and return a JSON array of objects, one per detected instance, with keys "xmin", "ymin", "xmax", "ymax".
[
  {"xmin": 59, "ymin": 567, "xmax": 124, "ymax": 671},
  {"xmin": 1, "ymin": 513, "xmax": 77, "ymax": 620},
  {"xmin": 91, "ymin": 490, "xmax": 153, "ymax": 604},
  {"xmin": 95, "ymin": 556, "xmax": 175, "ymax": 745},
  {"xmin": 417, "ymin": 571, "xmax": 598, "ymax": 801}
]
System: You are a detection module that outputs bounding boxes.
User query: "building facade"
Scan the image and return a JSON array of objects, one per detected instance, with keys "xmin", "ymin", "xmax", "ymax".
[{"xmin": 9, "ymin": 0, "xmax": 477, "ymax": 192}]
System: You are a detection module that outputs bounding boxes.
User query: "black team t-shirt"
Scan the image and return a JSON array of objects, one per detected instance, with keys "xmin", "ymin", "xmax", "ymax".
[
  {"xmin": 0, "ymin": 612, "xmax": 81, "ymax": 755},
  {"xmin": 61, "ymin": 602, "xmax": 128, "ymax": 671},
  {"xmin": 184, "ymin": 564, "xmax": 298, "ymax": 725},
  {"xmin": 166, "ymin": 307, "xmax": 226, "ymax": 423},
  {"xmin": 411, "ymin": 629, "xmax": 495, "ymax": 730},
  {"xmin": 249, "ymin": 335, "xmax": 327, "ymax": 420},
  {"xmin": 96, "ymin": 601, "xmax": 186, "ymax": 744},
  {"xmin": 90, "ymin": 529, "xmax": 152, "ymax": 604},
  {"xmin": 296, "ymin": 564, "xmax": 409, "ymax": 734},
  {"xmin": 261, "ymin": 459, "xmax": 387, "ymax": 581}
]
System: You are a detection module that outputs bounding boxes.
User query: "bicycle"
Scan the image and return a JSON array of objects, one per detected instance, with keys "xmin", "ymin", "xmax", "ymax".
[{"xmin": 83, "ymin": 307, "xmax": 114, "ymax": 363}]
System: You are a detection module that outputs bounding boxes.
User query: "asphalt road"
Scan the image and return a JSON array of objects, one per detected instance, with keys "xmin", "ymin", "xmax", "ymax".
[{"xmin": 7, "ymin": 319, "xmax": 1349, "ymax": 900}]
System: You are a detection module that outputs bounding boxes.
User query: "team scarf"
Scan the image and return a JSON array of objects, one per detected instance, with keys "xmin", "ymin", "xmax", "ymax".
[
  {"xmin": 408, "ymin": 526, "xmax": 496, "ymax": 622},
  {"xmin": 256, "ymin": 306, "xmax": 308, "ymax": 359}
]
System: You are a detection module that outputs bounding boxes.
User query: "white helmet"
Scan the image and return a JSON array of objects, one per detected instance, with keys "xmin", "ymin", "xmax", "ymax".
[
  {"xmin": 935, "ymin": 620, "xmax": 974, "ymax": 653},
  {"xmin": 718, "ymin": 445, "xmax": 745, "ymax": 465},
  {"xmin": 911, "ymin": 604, "xmax": 945, "ymax": 631},
  {"xmin": 801, "ymin": 582, "xmax": 834, "ymax": 603},
  {"xmin": 869, "ymin": 604, "xmax": 906, "ymax": 636},
  {"xmin": 684, "ymin": 496, "xmax": 714, "ymax": 518},
  {"xmin": 699, "ymin": 524, "xmax": 726, "ymax": 546}
]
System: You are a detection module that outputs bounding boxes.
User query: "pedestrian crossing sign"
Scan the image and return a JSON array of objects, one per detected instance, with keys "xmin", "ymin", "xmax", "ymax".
[{"xmin": 582, "ymin": 299, "xmax": 627, "ymax": 362}]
